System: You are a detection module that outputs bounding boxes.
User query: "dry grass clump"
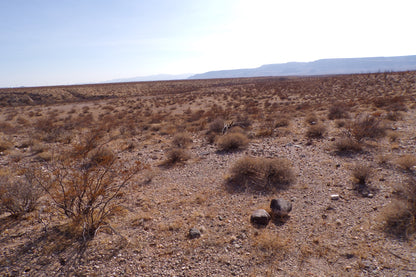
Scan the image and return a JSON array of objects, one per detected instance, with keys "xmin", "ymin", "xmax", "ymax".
[
  {"xmin": 348, "ymin": 114, "xmax": 386, "ymax": 141},
  {"xmin": 396, "ymin": 154, "xmax": 416, "ymax": 171},
  {"xmin": 383, "ymin": 179, "xmax": 416, "ymax": 239},
  {"xmin": 0, "ymin": 138, "xmax": 13, "ymax": 152},
  {"xmin": 328, "ymin": 103, "xmax": 349, "ymax": 120},
  {"xmin": 162, "ymin": 148, "xmax": 190, "ymax": 167},
  {"xmin": 306, "ymin": 123, "xmax": 326, "ymax": 139},
  {"xmin": 333, "ymin": 133, "xmax": 362, "ymax": 154},
  {"xmin": 172, "ymin": 132, "xmax": 193, "ymax": 148},
  {"xmin": 0, "ymin": 170, "xmax": 41, "ymax": 217},
  {"xmin": 305, "ymin": 113, "xmax": 318, "ymax": 125},
  {"xmin": 227, "ymin": 156, "xmax": 295, "ymax": 192},
  {"xmin": 351, "ymin": 164, "xmax": 373, "ymax": 196},
  {"xmin": 274, "ymin": 114, "xmax": 290, "ymax": 128},
  {"xmin": 216, "ymin": 133, "xmax": 249, "ymax": 152}
]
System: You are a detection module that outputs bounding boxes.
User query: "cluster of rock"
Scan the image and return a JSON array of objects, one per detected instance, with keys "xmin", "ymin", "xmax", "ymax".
[{"xmin": 250, "ymin": 198, "xmax": 292, "ymax": 226}]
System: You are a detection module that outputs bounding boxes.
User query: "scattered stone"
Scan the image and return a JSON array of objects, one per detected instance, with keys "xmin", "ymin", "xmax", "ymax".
[
  {"xmin": 367, "ymin": 193, "xmax": 374, "ymax": 198},
  {"xmin": 330, "ymin": 194, "xmax": 340, "ymax": 200},
  {"xmin": 250, "ymin": 209, "xmax": 271, "ymax": 225},
  {"xmin": 270, "ymin": 199, "xmax": 292, "ymax": 217},
  {"xmin": 188, "ymin": 228, "xmax": 201, "ymax": 239}
]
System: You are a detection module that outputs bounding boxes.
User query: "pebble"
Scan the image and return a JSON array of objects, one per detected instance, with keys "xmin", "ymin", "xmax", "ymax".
[{"xmin": 331, "ymin": 194, "xmax": 340, "ymax": 200}]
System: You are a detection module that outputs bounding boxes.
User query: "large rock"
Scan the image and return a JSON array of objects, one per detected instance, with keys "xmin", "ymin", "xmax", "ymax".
[
  {"xmin": 270, "ymin": 198, "xmax": 292, "ymax": 217},
  {"xmin": 250, "ymin": 209, "xmax": 271, "ymax": 225}
]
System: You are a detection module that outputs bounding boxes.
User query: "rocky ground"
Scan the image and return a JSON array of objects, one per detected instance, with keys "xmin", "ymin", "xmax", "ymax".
[{"xmin": 1, "ymin": 72, "xmax": 416, "ymax": 276}]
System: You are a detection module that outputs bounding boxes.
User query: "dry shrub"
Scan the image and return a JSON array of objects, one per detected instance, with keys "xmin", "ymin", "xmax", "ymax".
[
  {"xmin": 396, "ymin": 155, "xmax": 416, "ymax": 171},
  {"xmin": 348, "ymin": 114, "xmax": 386, "ymax": 141},
  {"xmin": 351, "ymin": 164, "xmax": 371, "ymax": 185},
  {"xmin": 0, "ymin": 138, "xmax": 13, "ymax": 152},
  {"xmin": 0, "ymin": 171, "xmax": 41, "ymax": 217},
  {"xmin": 172, "ymin": 132, "xmax": 192, "ymax": 148},
  {"xmin": 216, "ymin": 133, "xmax": 249, "ymax": 152},
  {"xmin": 351, "ymin": 164, "xmax": 372, "ymax": 196},
  {"xmin": 333, "ymin": 135, "xmax": 362, "ymax": 154},
  {"xmin": 29, "ymin": 132, "xmax": 142, "ymax": 239},
  {"xmin": 328, "ymin": 103, "xmax": 349, "ymax": 120},
  {"xmin": 306, "ymin": 124, "xmax": 326, "ymax": 139},
  {"xmin": 305, "ymin": 113, "xmax": 318, "ymax": 125},
  {"xmin": 383, "ymin": 179, "xmax": 416, "ymax": 239},
  {"xmin": 274, "ymin": 115, "xmax": 290, "ymax": 128},
  {"xmin": 162, "ymin": 148, "xmax": 190, "ymax": 166},
  {"xmin": 208, "ymin": 118, "xmax": 224, "ymax": 134},
  {"xmin": 227, "ymin": 156, "xmax": 295, "ymax": 192}
]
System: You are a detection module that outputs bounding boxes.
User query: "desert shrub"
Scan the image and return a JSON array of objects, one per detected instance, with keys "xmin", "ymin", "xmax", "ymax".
[
  {"xmin": 383, "ymin": 179, "xmax": 416, "ymax": 239},
  {"xmin": 216, "ymin": 133, "xmax": 249, "ymax": 152},
  {"xmin": 305, "ymin": 113, "xmax": 318, "ymax": 125},
  {"xmin": 396, "ymin": 155, "xmax": 416, "ymax": 171},
  {"xmin": 0, "ymin": 172, "xmax": 41, "ymax": 217},
  {"xmin": 386, "ymin": 111, "xmax": 403, "ymax": 121},
  {"xmin": 328, "ymin": 103, "xmax": 349, "ymax": 120},
  {"xmin": 306, "ymin": 124, "xmax": 326, "ymax": 139},
  {"xmin": 0, "ymin": 138, "xmax": 13, "ymax": 152},
  {"xmin": 208, "ymin": 118, "xmax": 224, "ymax": 134},
  {"xmin": 162, "ymin": 148, "xmax": 190, "ymax": 166},
  {"xmin": 28, "ymin": 129, "xmax": 142, "ymax": 239},
  {"xmin": 172, "ymin": 132, "xmax": 192, "ymax": 148},
  {"xmin": 227, "ymin": 156, "xmax": 295, "ymax": 191},
  {"xmin": 348, "ymin": 114, "xmax": 386, "ymax": 141},
  {"xmin": 274, "ymin": 115, "xmax": 290, "ymax": 128},
  {"xmin": 333, "ymin": 135, "xmax": 362, "ymax": 154},
  {"xmin": 351, "ymin": 164, "xmax": 371, "ymax": 185}
]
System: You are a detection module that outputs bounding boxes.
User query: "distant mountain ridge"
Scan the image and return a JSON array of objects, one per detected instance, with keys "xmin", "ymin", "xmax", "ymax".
[
  {"xmin": 105, "ymin": 73, "xmax": 193, "ymax": 83},
  {"xmin": 188, "ymin": 55, "xmax": 416, "ymax": 79}
]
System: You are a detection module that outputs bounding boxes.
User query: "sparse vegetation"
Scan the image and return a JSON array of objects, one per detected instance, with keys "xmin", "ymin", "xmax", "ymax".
[
  {"xmin": 1, "ymin": 71, "xmax": 416, "ymax": 275},
  {"xmin": 216, "ymin": 132, "xmax": 249, "ymax": 152},
  {"xmin": 227, "ymin": 156, "xmax": 295, "ymax": 191}
]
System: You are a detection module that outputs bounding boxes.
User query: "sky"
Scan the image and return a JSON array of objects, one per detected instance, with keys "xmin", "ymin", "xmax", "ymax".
[{"xmin": 0, "ymin": 0, "xmax": 415, "ymax": 87}]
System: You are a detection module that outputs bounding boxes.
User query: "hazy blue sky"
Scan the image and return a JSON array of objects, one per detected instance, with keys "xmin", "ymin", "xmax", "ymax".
[{"xmin": 1, "ymin": 0, "xmax": 415, "ymax": 87}]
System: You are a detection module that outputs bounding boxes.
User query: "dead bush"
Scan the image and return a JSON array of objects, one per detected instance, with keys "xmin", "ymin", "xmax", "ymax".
[
  {"xmin": 172, "ymin": 132, "xmax": 192, "ymax": 148},
  {"xmin": 216, "ymin": 133, "xmax": 249, "ymax": 152},
  {"xmin": 162, "ymin": 148, "xmax": 190, "ymax": 166},
  {"xmin": 306, "ymin": 124, "xmax": 326, "ymax": 139},
  {"xmin": 208, "ymin": 118, "xmax": 224, "ymax": 134},
  {"xmin": 29, "ymin": 133, "xmax": 142, "ymax": 239},
  {"xmin": 333, "ymin": 135, "xmax": 362, "ymax": 154},
  {"xmin": 0, "ymin": 172, "xmax": 41, "ymax": 217},
  {"xmin": 305, "ymin": 113, "xmax": 318, "ymax": 125},
  {"xmin": 274, "ymin": 115, "xmax": 290, "ymax": 128},
  {"xmin": 396, "ymin": 155, "xmax": 416, "ymax": 171},
  {"xmin": 383, "ymin": 179, "xmax": 416, "ymax": 239},
  {"xmin": 348, "ymin": 114, "xmax": 386, "ymax": 141},
  {"xmin": 227, "ymin": 156, "xmax": 295, "ymax": 192},
  {"xmin": 328, "ymin": 103, "xmax": 349, "ymax": 120}
]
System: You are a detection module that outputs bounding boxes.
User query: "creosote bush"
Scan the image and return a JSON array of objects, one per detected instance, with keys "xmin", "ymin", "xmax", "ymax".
[
  {"xmin": 29, "ymin": 137, "xmax": 142, "ymax": 239},
  {"xmin": 216, "ymin": 133, "xmax": 249, "ymax": 152},
  {"xmin": 227, "ymin": 156, "xmax": 295, "ymax": 191}
]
